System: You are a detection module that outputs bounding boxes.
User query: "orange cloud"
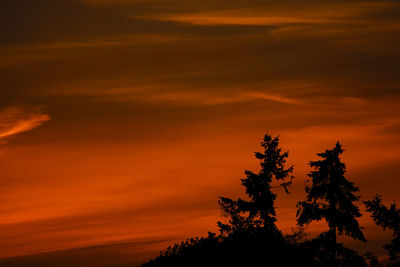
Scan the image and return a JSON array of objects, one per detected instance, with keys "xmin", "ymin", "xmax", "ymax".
[
  {"xmin": 152, "ymin": 13, "xmax": 332, "ymax": 26},
  {"xmin": 132, "ymin": 1, "xmax": 400, "ymax": 32},
  {"xmin": 47, "ymin": 83, "xmax": 303, "ymax": 106},
  {"xmin": 0, "ymin": 106, "xmax": 51, "ymax": 142}
]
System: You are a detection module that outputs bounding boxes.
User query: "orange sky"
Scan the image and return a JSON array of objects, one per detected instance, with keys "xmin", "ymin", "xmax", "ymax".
[{"xmin": 1, "ymin": 0, "xmax": 400, "ymax": 265}]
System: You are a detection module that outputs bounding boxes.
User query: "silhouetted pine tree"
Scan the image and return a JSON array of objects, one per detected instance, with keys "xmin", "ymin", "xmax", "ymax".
[
  {"xmin": 365, "ymin": 195, "xmax": 400, "ymax": 263},
  {"xmin": 297, "ymin": 142, "xmax": 366, "ymax": 260},
  {"xmin": 218, "ymin": 133, "xmax": 293, "ymax": 237}
]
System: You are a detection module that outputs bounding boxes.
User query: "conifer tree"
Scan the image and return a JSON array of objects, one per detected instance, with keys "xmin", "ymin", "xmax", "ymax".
[
  {"xmin": 218, "ymin": 133, "xmax": 293, "ymax": 236},
  {"xmin": 297, "ymin": 142, "xmax": 366, "ymax": 250},
  {"xmin": 365, "ymin": 195, "xmax": 400, "ymax": 262}
]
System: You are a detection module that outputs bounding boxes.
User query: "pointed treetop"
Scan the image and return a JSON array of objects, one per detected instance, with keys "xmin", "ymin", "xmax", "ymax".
[{"xmin": 297, "ymin": 142, "xmax": 366, "ymax": 243}]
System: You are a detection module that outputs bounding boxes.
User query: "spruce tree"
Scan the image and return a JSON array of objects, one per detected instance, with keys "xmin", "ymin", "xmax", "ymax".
[
  {"xmin": 297, "ymin": 142, "xmax": 366, "ymax": 252},
  {"xmin": 218, "ymin": 133, "xmax": 294, "ymax": 236}
]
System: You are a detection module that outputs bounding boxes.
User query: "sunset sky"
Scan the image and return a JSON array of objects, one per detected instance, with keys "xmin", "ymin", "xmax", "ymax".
[{"xmin": 1, "ymin": 0, "xmax": 400, "ymax": 265}]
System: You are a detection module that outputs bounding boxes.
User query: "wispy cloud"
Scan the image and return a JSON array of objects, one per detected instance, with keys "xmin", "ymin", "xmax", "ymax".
[
  {"xmin": 48, "ymin": 84, "xmax": 303, "ymax": 106},
  {"xmin": 0, "ymin": 106, "xmax": 51, "ymax": 142},
  {"xmin": 134, "ymin": 1, "xmax": 400, "ymax": 29},
  {"xmin": 244, "ymin": 92, "xmax": 303, "ymax": 105}
]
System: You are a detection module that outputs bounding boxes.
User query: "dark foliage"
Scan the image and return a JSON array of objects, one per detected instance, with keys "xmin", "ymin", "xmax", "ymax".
[
  {"xmin": 141, "ymin": 229, "xmax": 367, "ymax": 267},
  {"xmin": 363, "ymin": 252, "xmax": 382, "ymax": 267},
  {"xmin": 297, "ymin": 142, "xmax": 366, "ymax": 246},
  {"xmin": 301, "ymin": 232, "xmax": 367, "ymax": 267},
  {"xmin": 365, "ymin": 195, "xmax": 400, "ymax": 264},
  {"xmin": 218, "ymin": 133, "xmax": 293, "ymax": 236},
  {"xmin": 141, "ymin": 230, "xmax": 316, "ymax": 266},
  {"xmin": 141, "ymin": 135, "xmax": 369, "ymax": 267}
]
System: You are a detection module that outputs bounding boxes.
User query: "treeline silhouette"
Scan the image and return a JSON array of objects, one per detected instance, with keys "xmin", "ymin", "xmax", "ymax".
[{"xmin": 141, "ymin": 133, "xmax": 400, "ymax": 267}]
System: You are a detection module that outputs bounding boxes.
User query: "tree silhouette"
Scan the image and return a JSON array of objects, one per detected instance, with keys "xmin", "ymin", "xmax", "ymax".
[
  {"xmin": 218, "ymin": 133, "xmax": 293, "ymax": 237},
  {"xmin": 141, "ymin": 137, "xmax": 368, "ymax": 267},
  {"xmin": 364, "ymin": 195, "xmax": 400, "ymax": 262},
  {"xmin": 297, "ymin": 142, "xmax": 366, "ymax": 259}
]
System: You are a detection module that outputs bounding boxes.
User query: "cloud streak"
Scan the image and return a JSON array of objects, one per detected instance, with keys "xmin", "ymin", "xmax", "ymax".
[
  {"xmin": 0, "ymin": 106, "xmax": 51, "ymax": 141},
  {"xmin": 47, "ymin": 84, "xmax": 303, "ymax": 106}
]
